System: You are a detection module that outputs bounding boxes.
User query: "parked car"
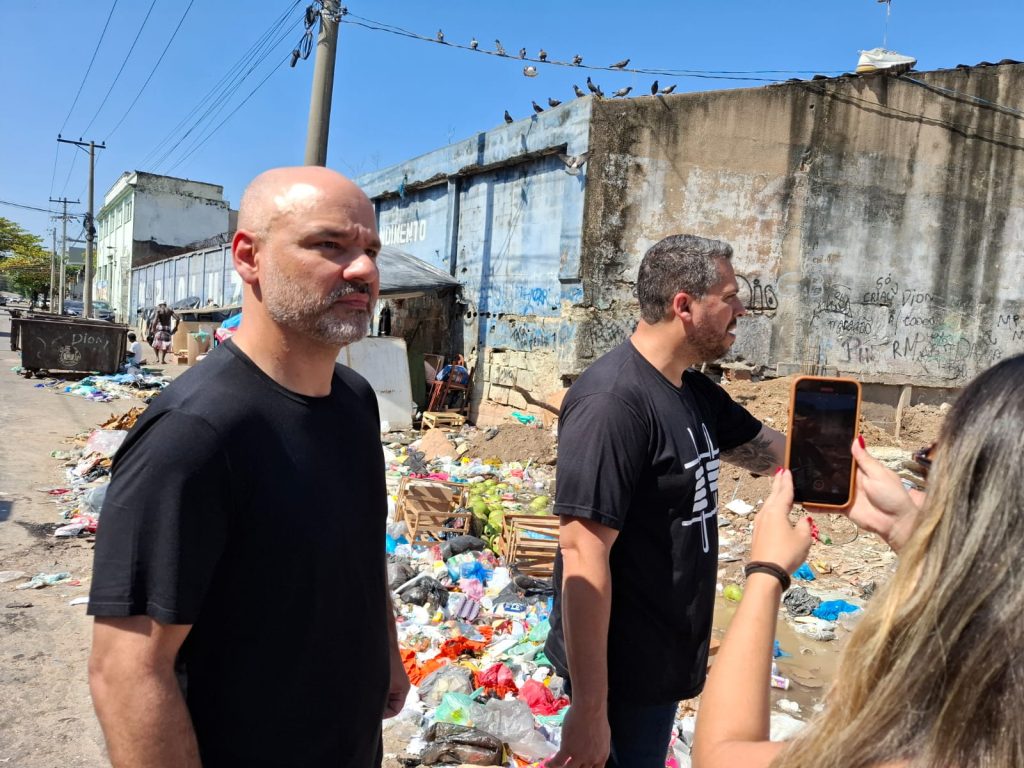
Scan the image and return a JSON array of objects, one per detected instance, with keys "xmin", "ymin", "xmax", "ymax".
[{"xmin": 63, "ymin": 299, "xmax": 116, "ymax": 322}]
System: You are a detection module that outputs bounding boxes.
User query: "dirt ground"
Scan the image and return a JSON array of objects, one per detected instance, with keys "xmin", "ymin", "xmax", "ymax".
[{"xmin": 0, "ymin": 304, "xmax": 947, "ymax": 764}]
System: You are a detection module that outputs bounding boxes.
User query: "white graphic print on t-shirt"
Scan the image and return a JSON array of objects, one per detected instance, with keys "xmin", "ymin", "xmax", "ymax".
[{"xmin": 679, "ymin": 423, "xmax": 720, "ymax": 554}]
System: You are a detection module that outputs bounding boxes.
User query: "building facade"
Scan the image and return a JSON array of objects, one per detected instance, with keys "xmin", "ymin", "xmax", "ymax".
[
  {"xmin": 356, "ymin": 61, "xmax": 1024, "ymax": 420},
  {"xmin": 95, "ymin": 172, "xmax": 230, "ymax": 319}
]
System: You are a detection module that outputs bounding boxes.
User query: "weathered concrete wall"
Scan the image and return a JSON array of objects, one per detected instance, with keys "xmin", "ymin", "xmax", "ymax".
[
  {"xmin": 358, "ymin": 100, "xmax": 591, "ymax": 420},
  {"xmin": 579, "ymin": 63, "xmax": 1024, "ymax": 385}
]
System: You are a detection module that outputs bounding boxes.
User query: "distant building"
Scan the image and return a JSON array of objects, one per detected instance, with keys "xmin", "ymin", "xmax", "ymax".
[{"xmin": 95, "ymin": 172, "xmax": 230, "ymax": 319}]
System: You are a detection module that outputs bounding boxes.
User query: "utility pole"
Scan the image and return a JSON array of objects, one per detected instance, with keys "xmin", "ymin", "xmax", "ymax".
[
  {"xmin": 50, "ymin": 196, "xmax": 79, "ymax": 315},
  {"xmin": 49, "ymin": 229, "xmax": 57, "ymax": 310},
  {"xmin": 57, "ymin": 136, "xmax": 104, "ymax": 318},
  {"xmin": 304, "ymin": 0, "xmax": 341, "ymax": 166}
]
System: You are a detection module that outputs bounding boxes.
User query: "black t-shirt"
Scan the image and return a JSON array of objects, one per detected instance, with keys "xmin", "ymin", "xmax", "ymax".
[
  {"xmin": 88, "ymin": 340, "xmax": 390, "ymax": 767},
  {"xmin": 544, "ymin": 341, "xmax": 761, "ymax": 704}
]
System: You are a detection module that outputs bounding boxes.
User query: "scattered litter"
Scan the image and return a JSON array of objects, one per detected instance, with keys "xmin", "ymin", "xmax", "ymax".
[
  {"xmin": 724, "ymin": 499, "xmax": 754, "ymax": 516},
  {"xmin": 812, "ymin": 599, "xmax": 860, "ymax": 622},
  {"xmin": 783, "ymin": 586, "xmax": 821, "ymax": 617},
  {"xmin": 16, "ymin": 572, "xmax": 72, "ymax": 590},
  {"xmin": 723, "ymin": 583, "xmax": 743, "ymax": 602},
  {"xmin": 792, "ymin": 563, "xmax": 816, "ymax": 581},
  {"xmin": 777, "ymin": 699, "xmax": 801, "ymax": 714},
  {"xmin": 5, "ymin": 602, "xmax": 33, "ymax": 609},
  {"xmin": 69, "ymin": 596, "xmax": 90, "ymax": 607},
  {"xmin": 0, "ymin": 570, "xmax": 28, "ymax": 583}
]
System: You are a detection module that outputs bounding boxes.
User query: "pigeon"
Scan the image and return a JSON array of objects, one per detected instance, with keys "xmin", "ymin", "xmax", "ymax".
[
  {"xmin": 539, "ymin": 49, "xmax": 548, "ymax": 61},
  {"xmin": 519, "ymin": 47, "xmax": 527, "ymax": 59},
  {"xmin": 660, "ymin": 84, "xmax": 677, "ymax": 94},
  {"xmin": 523, "ymin": 65, "xmax": 538, "ymax": 77},
  {"xmin": 504, "ymin": 110, "xmax": 514, "ymax": 124},
  {"xmin": 572, "ymin": 54, "xmax": 583, "ymax": 65},
  {"xmin": 610, "ymin": 58, "xmax": 630, "ymax": 69},
  {"xmin": 436, "ymin": 29, "xmax": 444, "ymax": 43},
  {"xmin": 558, "ymin": 152, "xmax": 590, "ymax": 176},
  {"xmin": 495, "ymin": 39, "xmax": 506, "ymax": 56},
  {"xmin": 548, "ymin": 97, "xmax": 562, "ymax": 107},
  {"xmin": 573, "ymin": 83, "xmax": 586, "ymax": 97},
  {"xmin": 612, "ymin": 86, "xmax": 632, "ymax": 98},
  {"xmin": 532, "ymin": 100, "xmax": 544, "ymax": 114},
  {"xmin": 470, "ymin": 38, "xmax": 479, "ymax": 50},
  {"xmin": 586, "ymin": 76, "xmax": 601, "ymax": 95},
  {"xmin": 650, "ymin": 80, "xmax": 659, "ymax": 95}
]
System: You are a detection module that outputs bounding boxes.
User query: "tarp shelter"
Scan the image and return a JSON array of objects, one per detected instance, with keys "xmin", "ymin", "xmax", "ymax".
[{"xmin": 378, "ymin": 246, "xmax": 459, "ymax": 298}]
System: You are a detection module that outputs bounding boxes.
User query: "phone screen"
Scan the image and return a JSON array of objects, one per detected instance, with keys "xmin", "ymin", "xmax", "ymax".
[{"xmin": 788, "ymin": 379, "xmax": 860, "ymax": 506}]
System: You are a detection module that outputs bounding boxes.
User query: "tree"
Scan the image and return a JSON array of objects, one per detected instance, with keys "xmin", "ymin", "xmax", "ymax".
[{"xmin": 0, "ymin": 217, "xmax": 51, "ymax": 299}]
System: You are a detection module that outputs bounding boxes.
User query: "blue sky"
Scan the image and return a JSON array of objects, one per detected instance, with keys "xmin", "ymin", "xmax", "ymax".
[{"xmin": 2, "ymin": 1, "xmax": 1021, "ymax": 241}]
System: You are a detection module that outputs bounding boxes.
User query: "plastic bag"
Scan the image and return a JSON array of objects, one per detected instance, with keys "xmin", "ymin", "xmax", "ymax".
[
  {"xmin": 82, "ymin": 484, "xmax": 109, "ymax": 517},
  {"xmin": 419, "ymin": 665, "xmax": 475, "ymax": 707},
  {"xmin": 420, "ymin": 722, "xmax": 504, "ymax": 766},
  {"xmin": 84, "ymin": 429, "xmax": 128, "ymax": 458},
  {"xmin": 435, "ymin": 690, "xmax": 481, "ymax": 726},
  {"xmin": 470, "ymin": 698, "xmax": 556, "ymax": 761}
]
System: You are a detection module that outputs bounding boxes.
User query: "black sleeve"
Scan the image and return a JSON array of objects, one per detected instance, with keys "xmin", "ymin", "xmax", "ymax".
[
  {"xmin": 553, "ymin": 392, "xmax": 649, "ymax": 530},
  {"xmin": 87, "ymin": 410, "xmax": 232, "ymax": 625},
  {"xmin": 688, "ymin": 372, "xmax": 762, "ymax": 451}
]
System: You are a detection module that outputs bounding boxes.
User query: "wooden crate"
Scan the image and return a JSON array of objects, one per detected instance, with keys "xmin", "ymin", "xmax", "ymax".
[
  {"xmin": 397, "ymin": 477, "xmax": 471, "ymax": 546},
  {"xmin": 421, "ymin": 411, "xmax": 467, "ymax": 429},
  {"xmin": 501, "ymin": 513, "xmax": 560, "ymax": 577}
]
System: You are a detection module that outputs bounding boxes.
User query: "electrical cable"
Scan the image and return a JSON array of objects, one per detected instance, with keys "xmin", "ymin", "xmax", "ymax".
[
  {"xmin": 82, "ymin": 0, "xmax": 160, "ymax": 135},
  {"xmin": 0, "ymin": 200, "xmax": 61, "ymax": 215},
  {"xmin": 165, "ymin": 54, "xmax": 291, "ymax": 176},
  {"xmin": 341, "ymin": 12, "xmax": 845, "ymax": 81},
  {"xmin": 58, "ymin": 0, "xmax": 120, "ymax": 136},
  {"xmin": 150, "ymin": 13, "xmax": 302, "ymax": 173},
  {"xmin": 138, "ymin": 0, "xmax": 301, "ymax": 169},
  {"xmin": 896, "ymin": 74, "xmax": 1024, "ymax": 119},
  {"xmin": 103, "ymin": 0, "xmax": 197, "ymax": 141}
]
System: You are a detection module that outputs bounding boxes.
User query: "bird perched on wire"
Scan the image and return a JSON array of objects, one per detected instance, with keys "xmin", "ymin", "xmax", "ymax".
[
  {"xmin": 573, "ymin": 84, "xmax": 586, "ymax": 98},
  {"xmin": 558, "ymin": 152, "xmax": 589, "ymax": 176},
  {"xmin": 572, "ymin": 54, "xmax": 583, "ymax": 65},
  {"xmin": 539, "ymin": 49, "xmax": 548, "ymax": 62},
  {"xmin": 612, "ymin": 86, "xmax": 632, "ymax": 98},
  {"xmin": 660, "ymin": 84, "xmax": 677, "ymax": 94},
  {"xmin": 436, "ymin": 29, "xmax": 445, "ymax": 43},
  {"xmin": 470, "ymin": 37, "xmax": 479, "ymax": 50},
  {"xmin": 548, "ymin": 97, "xmax": 562, "ymax": 107},
  {"xmin": 610, "ymin": 58, "xmax": 630, "ymax": 69},
  {"xmin": 519, "ymin": 47, "xmax": 527, "ymax": 59},
  {"xmin": 495, "ymin": 40, "xmax": 506, "ymax": 56},
  {"xmin": 532, "ymin": 100, "xmax": 544, "ymax": 114},
  {"xmin": 586, "ymin": 77, "xmax": 603, "ymax": 97},
  {"xmin": 504, "ymin": 110, "xmax": 514, "ymax": 124},
  {"xmin": 650, "ymin": 80, "xmax": 659, "ymax": 95}
]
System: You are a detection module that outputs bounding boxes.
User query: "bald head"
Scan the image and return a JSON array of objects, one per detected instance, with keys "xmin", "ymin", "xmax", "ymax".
[{"xmin": 237, "ymin": 166, "xmax": 373, "ymax": 238}]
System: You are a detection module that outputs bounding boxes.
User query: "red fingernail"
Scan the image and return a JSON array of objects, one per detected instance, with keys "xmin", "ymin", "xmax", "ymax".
[
  {"xmin": 858, "ymin": 435, "xmax": 866, "ymax": 449},
  {"xmin": 775, "ymin": 466, "xmax": 784, "ymax": 476}
]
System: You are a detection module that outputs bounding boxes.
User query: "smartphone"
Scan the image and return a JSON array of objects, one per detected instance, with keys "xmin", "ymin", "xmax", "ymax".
[{"xmin": 785, "ymin": 376, "xmax": 862, "ymax": 508}]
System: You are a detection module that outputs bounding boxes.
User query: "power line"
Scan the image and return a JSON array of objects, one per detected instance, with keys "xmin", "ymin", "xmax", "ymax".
[
  {"xmin": 165, "ymin": 54, "xmax": 292, "ymax": 175},
  {"xmin": 103, "ymin": 0, "xmax": 198, "ymax": 140},
  {"xmin": 82, "ymin": 0, "xmax": 160, "ymax": 135},
  {"xmin": 341, "ymin": 12, "xmax": 844, "ymax": 81},
  {"xmin": 59, "ymin": 0, "xmax": 120, "ymax": 135},
  {"xmin": 0, "ymin": 200, "xmax": 61, "ymax": 215},
  {"xmin": 138, "ymin": 0, "xmax": 300, "ymax": 169},
  {"xmin": 896, "ymin": 74, "xmax": 1024, "ymax": 119},
  {"xmin": 140, "ymin": 1, "xmax": 302, "ymax": 170}
]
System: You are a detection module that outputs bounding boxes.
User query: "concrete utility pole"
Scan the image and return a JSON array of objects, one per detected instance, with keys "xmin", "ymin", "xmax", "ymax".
[
  {"xmin": 49, "ymin": 229, "xmax": 57, "ymax": 309},
  {"xmin": 49, "ymin": 196, "xmax": 79, "ymax": 315},
  {"xmin": 304, "ymin": 0, "xmax": 341, "ymax": 166},
  {"xmin": 57, "ymin": 137, "xmax": 104, "ymax": 318}
]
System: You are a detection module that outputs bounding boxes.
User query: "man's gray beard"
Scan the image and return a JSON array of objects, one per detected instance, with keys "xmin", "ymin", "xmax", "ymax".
[
  {"xmin": 691, "ymin": 319, "xmax": 733, "ymax": 363},
  {"xmin": 263, "ymin": 275, "xmax": 371, "ymax": 347}
]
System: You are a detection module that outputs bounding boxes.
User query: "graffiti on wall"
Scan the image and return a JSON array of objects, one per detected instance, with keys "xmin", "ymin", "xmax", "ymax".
[{"xmin": 736, "ymin": 274, "xmax": 779, "ymax": 315}]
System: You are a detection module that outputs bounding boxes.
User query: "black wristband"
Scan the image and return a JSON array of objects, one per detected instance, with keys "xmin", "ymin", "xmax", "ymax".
[{"xmin": 744, "ymin": 561, "xmax": 791, "ymax": 592}]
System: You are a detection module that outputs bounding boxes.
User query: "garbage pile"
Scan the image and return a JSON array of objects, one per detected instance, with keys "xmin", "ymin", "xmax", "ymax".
[{"xmin": 12, "ymin": 367, "xmax": 169, "ymax": 403}]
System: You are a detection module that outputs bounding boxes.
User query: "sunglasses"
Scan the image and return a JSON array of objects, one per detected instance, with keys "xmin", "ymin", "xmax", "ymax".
[{"xmin": 913, "ymin": 442, "xmax": 937, "ymax": 479}]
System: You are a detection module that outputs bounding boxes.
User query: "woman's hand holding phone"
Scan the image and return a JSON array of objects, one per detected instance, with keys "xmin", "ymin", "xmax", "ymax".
[
  {"xmin": 751, "ymin": 469, "xmax": 813, "ymax": 573},
  {"xmin": 806, "ymin": 437, "xmax": 922, "ymax": 553}
]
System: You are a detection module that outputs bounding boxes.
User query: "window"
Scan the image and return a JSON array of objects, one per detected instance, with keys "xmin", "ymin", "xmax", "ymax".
[{"xmin": 124, "ymin": 199, "xmax": 132, "ymax": 222}]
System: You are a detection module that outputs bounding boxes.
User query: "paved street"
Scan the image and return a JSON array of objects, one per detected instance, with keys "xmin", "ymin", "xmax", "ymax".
[{"xmin": 0, "ymin": 310, "xmax": 137, "ymax": 766}]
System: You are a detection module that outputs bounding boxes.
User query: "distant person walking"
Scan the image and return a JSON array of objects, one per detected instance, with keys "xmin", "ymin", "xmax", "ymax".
[{"xmin": 148, "ymin": 302, "xmax": 178, "ymax": 364}]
